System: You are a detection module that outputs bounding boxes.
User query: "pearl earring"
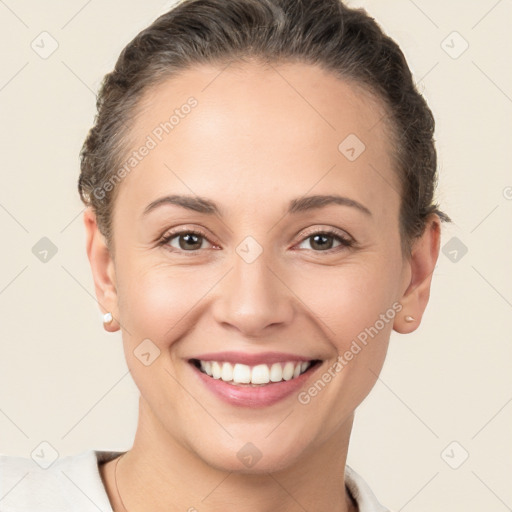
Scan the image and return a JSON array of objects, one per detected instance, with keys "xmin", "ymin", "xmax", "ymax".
[
  {"xmin": 103, "ymin": 312, "xmax": 113, "ymax": 324},
  {"xmin": 404, "ymin": 315, "xmax": 415, "ymax": 322}
]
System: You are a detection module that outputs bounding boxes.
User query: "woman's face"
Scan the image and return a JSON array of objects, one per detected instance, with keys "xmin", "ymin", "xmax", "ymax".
[{"xmin": 86, "ymin": 61, "xmax": 435, "ymax": 472}]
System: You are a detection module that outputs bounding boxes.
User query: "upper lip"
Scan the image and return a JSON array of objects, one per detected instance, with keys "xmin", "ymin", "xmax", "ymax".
[{"xmin": 189, "ymin": 351, "xmax": 319, "ymax": 366}]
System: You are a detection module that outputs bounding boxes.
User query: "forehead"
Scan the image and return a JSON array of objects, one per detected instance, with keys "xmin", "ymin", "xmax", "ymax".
[{"xmin": 114, "ymin": 60, "xmax": 399, "ymax": 221}]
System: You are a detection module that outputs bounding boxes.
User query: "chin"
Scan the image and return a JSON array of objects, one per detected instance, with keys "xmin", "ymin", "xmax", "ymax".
[
  {"xmin": 190, "ymin": 433, "xmax": 310, "ymax": 475},
  {"xmin": 205, "ymin": 448, "xmax": 301, "ymax": 475}
]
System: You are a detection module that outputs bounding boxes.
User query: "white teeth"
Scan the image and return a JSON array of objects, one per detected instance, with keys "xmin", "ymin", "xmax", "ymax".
[
  {"xmin": 233, "ymin": 363, "xmax": 251, "ymax": 383},
  {"xmin": 269, "ymin": 362, "xmax": 283, "ymax": 382},
  {"xmin": 203, "ymin": 361, "xmax": 212, "ymax": 376},
  {"xmin": 211, "ymin": 361, "xmax": 222, "ymax": 379},
  {"xmin": 197, "ymin": 360, "xmax": 313, "ymax": 385},
  {"xmin": 251, "ymin": 364, "xmax": 270, "ymax": 384},
  {"xmin": 282, "ymin": 362, "xmax": 295, "ymax": 381},
  {"xmin": 221, "ymin": 362, "xmax": 233, "ymax": 382}
]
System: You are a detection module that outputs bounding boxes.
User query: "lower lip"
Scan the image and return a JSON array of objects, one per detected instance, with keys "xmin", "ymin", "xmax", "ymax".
[{"xmin": 190, "ymin": 362, "xmax": 322, "ymax": 408}]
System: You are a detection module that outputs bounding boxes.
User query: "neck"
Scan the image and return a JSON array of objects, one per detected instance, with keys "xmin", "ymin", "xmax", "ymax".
[{"xmin": 106, "ymin": 398, "xmax": 357, "ymax": 512}]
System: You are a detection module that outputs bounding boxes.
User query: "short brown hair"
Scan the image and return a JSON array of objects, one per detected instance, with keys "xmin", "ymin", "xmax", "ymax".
[{"xmin": 78, "ymin": 0, "xmax": 451, "ymax": 257}]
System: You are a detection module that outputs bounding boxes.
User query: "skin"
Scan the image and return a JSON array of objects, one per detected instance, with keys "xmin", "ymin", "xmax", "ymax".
[{"xmin": 84, "ymin": 59, "xmax": 441, "ymax": 512}]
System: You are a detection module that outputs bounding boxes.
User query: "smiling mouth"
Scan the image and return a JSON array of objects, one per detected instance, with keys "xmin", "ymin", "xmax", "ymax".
[{"xmin": 189, "ymin": 358, "xmax": 322, "ymax": 386}]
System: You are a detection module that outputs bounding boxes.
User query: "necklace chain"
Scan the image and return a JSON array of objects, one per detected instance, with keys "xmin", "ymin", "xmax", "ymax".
[{"xmin": 114, "ymin": 453, "xmax": 129, "ymax": 512}]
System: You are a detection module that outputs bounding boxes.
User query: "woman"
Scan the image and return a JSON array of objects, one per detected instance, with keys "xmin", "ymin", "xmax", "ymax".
[{"xmin": 0, "ymin": 0, "xmax": 450, "ymax": 510}]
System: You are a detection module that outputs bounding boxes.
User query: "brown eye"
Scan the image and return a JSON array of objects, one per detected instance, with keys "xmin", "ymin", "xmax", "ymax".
[
  {"xmin": 160, "ymin": 230, "xmax": 213, "ymax": 252},
  {"xmin": 297, "ymin": 230, "xmax": 354, "ymax": 252}
]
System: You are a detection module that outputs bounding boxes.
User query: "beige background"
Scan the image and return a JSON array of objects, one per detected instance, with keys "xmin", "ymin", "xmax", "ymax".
[{"xmin": 0, "ymin": 0, "xmax": 511, "ymax": 510}]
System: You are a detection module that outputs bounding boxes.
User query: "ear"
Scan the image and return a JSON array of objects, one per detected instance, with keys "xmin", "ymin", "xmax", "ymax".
[
  {"xmin": 394, "ymin": 214, "xmax": 441, "ymax": 334},
  {"xmin": 83, "ymin": 207, "xmax": 120, "ymax": 332}
]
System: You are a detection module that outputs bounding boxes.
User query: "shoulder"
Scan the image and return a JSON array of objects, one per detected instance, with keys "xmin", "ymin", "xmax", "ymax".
[
  {"xmin": 0, "ymin": 449, "xmax": 122, "ymax": 512},
  {"xmin": 345, "ymin": 465, "xmax": 394, "ymax": 512}
]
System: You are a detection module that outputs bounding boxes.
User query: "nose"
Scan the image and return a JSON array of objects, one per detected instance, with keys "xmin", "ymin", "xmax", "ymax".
[{"xmin": 212, "ymin": 248, "xmax": 295, "ymax": 337}]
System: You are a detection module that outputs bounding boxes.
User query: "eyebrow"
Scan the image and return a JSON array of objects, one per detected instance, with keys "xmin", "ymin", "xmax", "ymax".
[{"xmin": 142, "ymin": 193, "xmax": 372, "ymax": 218}]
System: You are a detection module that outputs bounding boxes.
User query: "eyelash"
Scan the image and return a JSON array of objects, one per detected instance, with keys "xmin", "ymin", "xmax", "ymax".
[{"xmin": 158, "ymin": 227, "xmax": 355, "ymax": 255}]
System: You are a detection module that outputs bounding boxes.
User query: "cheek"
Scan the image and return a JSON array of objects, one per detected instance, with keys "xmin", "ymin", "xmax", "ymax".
[
  {"xmin": 295, "ymin": 259, "xmax": 399, "ymax": 341},
  {"xmin": 288, "ymin": 258, "xmax": 399, "ymax": 400},
  {"xmin": 116, "ymin": 262, "xmax": 201, "ymax": 347}
]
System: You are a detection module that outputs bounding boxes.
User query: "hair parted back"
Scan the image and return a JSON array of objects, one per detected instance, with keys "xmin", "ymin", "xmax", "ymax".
[{"xmin": 78, "ymin": 0, "xmax": 450, "ymax": 257}]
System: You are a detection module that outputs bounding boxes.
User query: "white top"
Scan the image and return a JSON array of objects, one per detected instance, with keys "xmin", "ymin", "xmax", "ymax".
[{"xmin": 0, "ymin": 450, "xmax": 392, "ymax": 511}]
